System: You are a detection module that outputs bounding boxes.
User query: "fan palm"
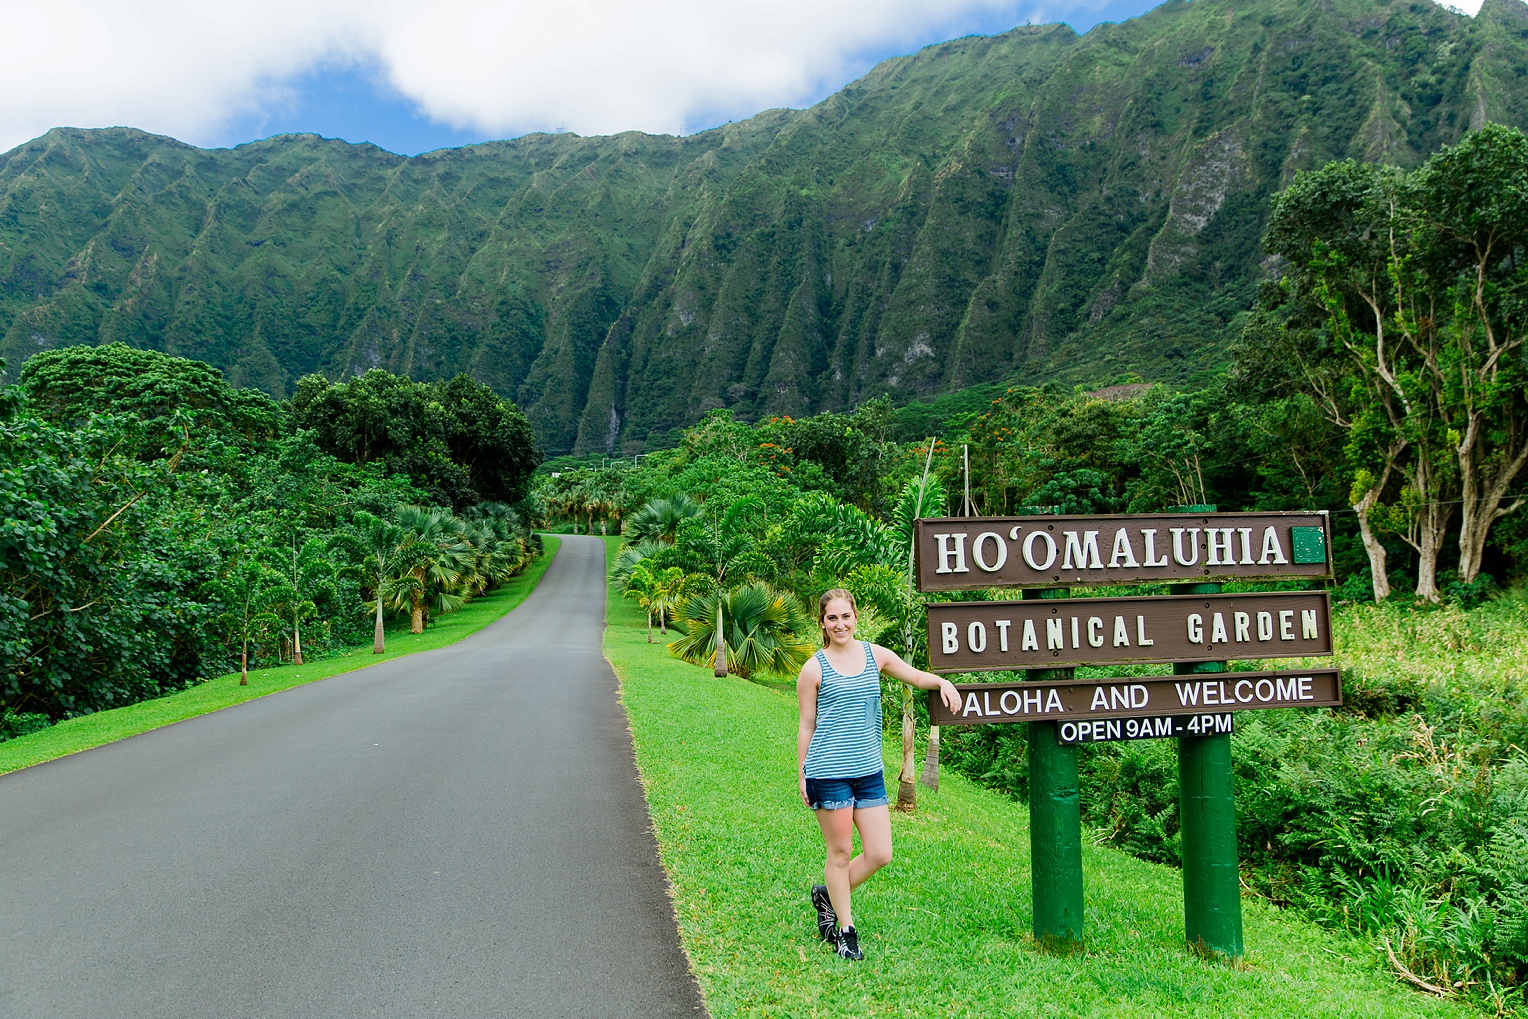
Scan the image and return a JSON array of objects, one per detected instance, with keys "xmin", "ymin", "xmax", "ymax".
[
  {"xmin": 668, "ymin": 583, "xmax": 814, "ymax": 679},
  {"xmin": 393, "ymin": 505, "xmax": 474, "ymax": 633},
  {"xmin": 624, "ymin": 494, "xmax": 702, "ymax": 544},
  {"xmin": 612, "ymin": 538, "xmax": 667, "ymax": 587}
]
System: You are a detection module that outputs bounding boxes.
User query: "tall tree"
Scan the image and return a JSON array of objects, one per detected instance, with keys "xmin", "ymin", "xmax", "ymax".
[
  {"xmin": 1259, "ymin": 159, "xmax": 1444, "ymax": 598},
  {"xmin": 291, "ymin": 371, "xmax": 539, "ymax": 510},
  {"xmin": 348, "ymin": 511, "xmax": 412, "ymax": 654},
  {"xmin": 1259, "ymin": 125, "xmax": 1528, "ymax": 598},
  {"xmin": 1415, "ymin": 125, "xmax": 1528, "ymax": 584}
]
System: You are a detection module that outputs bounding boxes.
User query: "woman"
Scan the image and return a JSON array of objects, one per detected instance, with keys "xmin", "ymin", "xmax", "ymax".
[{"xmin": 797, "ymin": 588, "xmax": 962, "ymax": 960}]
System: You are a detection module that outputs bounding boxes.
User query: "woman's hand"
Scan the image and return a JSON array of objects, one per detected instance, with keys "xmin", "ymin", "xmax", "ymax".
[
  {"xmin": 799, "ymin": 771, "xmax": 811, "ymax": 808},
  {"xmin": 936, "ymin": 677, "xmax": 962, "ymax": 714}
]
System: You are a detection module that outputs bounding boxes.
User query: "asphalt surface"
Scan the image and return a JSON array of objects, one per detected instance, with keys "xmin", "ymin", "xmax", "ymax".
[{"xmin": 0, "ymin": 535, "xmax": 707, "ymax": 1019}]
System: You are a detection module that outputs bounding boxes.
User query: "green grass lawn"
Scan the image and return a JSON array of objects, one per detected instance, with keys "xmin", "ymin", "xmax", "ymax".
[
  {"xmin": 0, "ymin": 536, "xmax": 560, "ymax": 776},
  {"xmin": 600, "ymin": 537, "xmax": 1477, "ymax": 1018}
]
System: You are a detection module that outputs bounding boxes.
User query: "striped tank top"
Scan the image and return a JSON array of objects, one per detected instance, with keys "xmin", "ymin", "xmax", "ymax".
[{"xmin": 803, "ymin": 641, "xmax": 883, "ymax": 779}]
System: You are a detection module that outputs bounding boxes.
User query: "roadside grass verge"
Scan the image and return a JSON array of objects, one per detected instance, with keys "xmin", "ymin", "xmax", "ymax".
[
  {"xmin": 0, "ymin": 536, "xmax": 560, "ymax": 776},
  {"xmin": 600, "ymin": 538, "xmax": 1476, "ymax": 1018}
]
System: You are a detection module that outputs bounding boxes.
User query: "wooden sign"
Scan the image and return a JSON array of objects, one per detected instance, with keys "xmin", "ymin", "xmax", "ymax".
[
  {"xmin": 926, "ymin": 668, "xmax": 1342, "ymax": 726},
  {"xmin": 926, "ymin": 591, "xmax": 1332, "ymax": 672},
  {"xmin": 914, "ymin": 512, "xmax": 1332, "ymax": 591}
]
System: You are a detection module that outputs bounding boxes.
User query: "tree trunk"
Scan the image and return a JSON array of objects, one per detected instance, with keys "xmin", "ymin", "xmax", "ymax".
[
  {"xmin": 1352, "ymin": 465, "xmax": 1394, "ymax": 602},
  {"xmin": 658, "ymin": 607, "xmax": 667, "ymax": 635},
  {"xmin": 410, "ymin": 567, "xmax": 426, "ymax": 634},
  {"xmin": 713, "ymin": 599, "xmax": 728, "ymax": 677},
  {"xmin": 896, "ymin": 686, "xmax": 916, "ymax": 812},
  {"xmin": 240, "ymin": 646, "xmax": 248, "ymax": 686},
  {"xmin": 1407, "ymin": 462, "xmax": 1453, "ymax": 602},
  {"xmin": 293, "ymin": 617, "xmax": 303, "ymax": 667},
  {"xmin": 919, "ymin": 724, "xmax": 940, "ymax": 791},
  {"xmin": 1456, "ymin": 420, "xmax": 1528, "ymax": 583},
  {"xmin": 373, "ymin": 595, "xmax": 386, "ymax": 654},
  {"xmin": 1354, "ymin": 505, "xmax": 1391, "ymax": 602},
  {"xmin": 1458, "ymin": 495, "xmax": 1522, "ymax": 584},
  {"xmin": 1416, "ymin": 534, "xmax": 1444, "ymax": 602},
  {"xmin": 646, "ymin": 609, "xmax": 653, "ymax": 643}
]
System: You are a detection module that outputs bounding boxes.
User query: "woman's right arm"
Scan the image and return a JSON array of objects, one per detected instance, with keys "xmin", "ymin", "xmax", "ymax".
[{"xmin": 796, "ymin": 657, "xmax": 821, "ymax": 807}]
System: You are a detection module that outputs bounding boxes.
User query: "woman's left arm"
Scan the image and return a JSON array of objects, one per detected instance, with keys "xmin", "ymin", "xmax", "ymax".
[{"xmin": 871, "ymin": 645, "xmax": 962, "ymax": 714}]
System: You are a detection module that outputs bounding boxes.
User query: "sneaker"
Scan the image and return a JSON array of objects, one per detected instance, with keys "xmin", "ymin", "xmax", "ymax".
[
  {"xmin": 834, "ymin": 925, "xmax": 864, "ymax": 961},
  {"xmin": 810, "ymin": 885, "xmax": 837, "ymax": 942}
]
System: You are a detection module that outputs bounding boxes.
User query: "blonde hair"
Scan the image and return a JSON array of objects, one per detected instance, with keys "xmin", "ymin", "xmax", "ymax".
[{"xmin": 817, "ymin": 588, "xmax": 858, "ymax": 647}]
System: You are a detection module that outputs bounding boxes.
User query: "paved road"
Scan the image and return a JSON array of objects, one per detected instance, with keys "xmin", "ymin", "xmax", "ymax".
[{"xmin": 0, "ymin": 535, "xmax": 706, "ymax": 1019}]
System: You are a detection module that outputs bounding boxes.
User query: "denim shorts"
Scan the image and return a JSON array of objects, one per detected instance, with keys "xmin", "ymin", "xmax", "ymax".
[{"xmin": 805, "ymin": 771, "xmax": 888, "ymax": 810}]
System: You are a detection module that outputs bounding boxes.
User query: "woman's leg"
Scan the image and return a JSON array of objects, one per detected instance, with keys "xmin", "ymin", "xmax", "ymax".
[
  {"xmin": 816, "ymin": 803, "xmax": 895, "ymax": 931},
  {"xmin": 815, "ymin": 806, "xmax": 857, "ymax": 928},
  {"xmin": 849, "ymin": 804, "xmax": 892, "ymax": 889}
]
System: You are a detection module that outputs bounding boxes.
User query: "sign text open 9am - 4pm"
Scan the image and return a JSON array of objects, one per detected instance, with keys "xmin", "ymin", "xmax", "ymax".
[
  {"xmin": 1056, "ymin": 714, "xmax": 1235, "ymax": 745},
  {"xmin": 914, "ymin": 511, "xmax": 1332, "ymax": 591},
  {"xmin": 925, "ymin": 591, "xmax": 1332, "ymax": 672}
]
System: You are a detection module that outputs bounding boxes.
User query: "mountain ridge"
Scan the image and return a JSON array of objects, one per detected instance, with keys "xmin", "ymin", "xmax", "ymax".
[{"xmin": 4, "ymin": 0, "xmax": 1527, "ymax": 454}]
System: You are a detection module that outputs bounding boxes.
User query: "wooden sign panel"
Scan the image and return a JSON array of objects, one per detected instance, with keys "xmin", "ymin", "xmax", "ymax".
[
  {"xmin": 914, "ymin": 512, "xmax": 1332, "ymax": 591},
  {"xmin": 926, "ymin": 591, "xmax": 1332, "ymax": 672},
  {"xmin": 927, "ymin": 668, "xmax": 1342, "ymax": 727}
]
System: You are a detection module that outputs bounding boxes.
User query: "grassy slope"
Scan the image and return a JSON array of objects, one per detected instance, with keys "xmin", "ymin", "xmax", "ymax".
[
  {"xmin": 0, "ymin": 536, "xmax": 559, "ymax": 776},
  {"xmin": 600, "ymin": 538, "xmax": 1475, "ymax": 1018}
]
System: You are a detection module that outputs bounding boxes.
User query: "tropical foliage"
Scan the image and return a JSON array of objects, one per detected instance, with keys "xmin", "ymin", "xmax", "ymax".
[{"xmin": 2, "ymin": 347, "xmax": 541, "ymax": 727}]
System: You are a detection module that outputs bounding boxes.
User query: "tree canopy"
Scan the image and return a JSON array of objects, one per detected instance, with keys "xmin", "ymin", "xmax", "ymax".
[{"xmin": 291, "ymin": 370, "xmax": 540, "ymax": 510}]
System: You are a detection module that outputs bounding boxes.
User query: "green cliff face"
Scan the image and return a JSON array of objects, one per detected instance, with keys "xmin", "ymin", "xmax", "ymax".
[{"xmin": 4, "ymin": 0, "xmax": 1526, "ymax": 454}]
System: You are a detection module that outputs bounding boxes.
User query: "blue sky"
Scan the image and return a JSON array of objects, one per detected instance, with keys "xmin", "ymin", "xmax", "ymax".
[
  {"xmin": 188, "ymin": 0, "xmax": 1165, "ymax": 156},
  {"xmin": 4, "ymin": 0, "xmax": 1484, "ymax": 157}
]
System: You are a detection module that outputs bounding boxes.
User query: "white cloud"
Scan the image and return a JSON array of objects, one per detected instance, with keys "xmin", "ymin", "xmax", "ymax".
[{"xmin": 2, "ymin": 0, "xmax": 1038, "ymax": 153}]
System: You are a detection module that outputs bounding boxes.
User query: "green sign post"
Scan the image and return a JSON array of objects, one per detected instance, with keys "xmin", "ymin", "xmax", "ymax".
[
  {"xmin": 1025, "ymin": 586, "xmax": 1083, "ymax": 947},
  {"xmin": 1171, "ymin": 507, "xmax": 1243, "ymax": 960}
]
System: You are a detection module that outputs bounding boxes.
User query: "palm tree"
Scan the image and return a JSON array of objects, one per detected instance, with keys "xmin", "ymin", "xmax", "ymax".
[
  {"xmin": 623, "ymin": 563, "xmax": 693, "ymax": 640},
  {"xmin": 612, "ymin": 538, "xmax": 667, "ymax": 588},
  {"xmin": 668, "ymin": 584, "xmax": 814, "ymax": 679},
  {"xmin": 280, "ymin": 535, "xmax": 332, "ymax": 666},
  {"xmin": 394, "ymin": 506, "xmax": 473, "ymax": 633},
  {"xmin": 649, "ymin": 566, "xmax": 691, "ymax": 636},
  {"xmin": 688, "ymin": 498, "xmax": 769, "ymax": 677},
  {"xmin": 623, "ymin": 562, "xmax": 662, "ymax": 642},
  {"xmin": 217, "ymin": 555, "xmax": 281, "ymax": 685},
  {"xmin": 893, "ymin": 465, "xmax": 947, "ymax": 796},
  {"xmin": 349, "ymin": 511, "xmax": 412, "ymax": 654},
  {"xmin": 464, "ymin": 503, "xmax": 533, "ymax": 590},
  {"xmin": 625, "ymin": 494, "xmax": 702, "ymax": 544}
]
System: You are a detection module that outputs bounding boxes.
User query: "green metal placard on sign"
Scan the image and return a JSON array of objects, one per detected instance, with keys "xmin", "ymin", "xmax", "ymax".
[{"xmin": 1290, "ymin": 526, "xmax": 1327, "ymax": 565}]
